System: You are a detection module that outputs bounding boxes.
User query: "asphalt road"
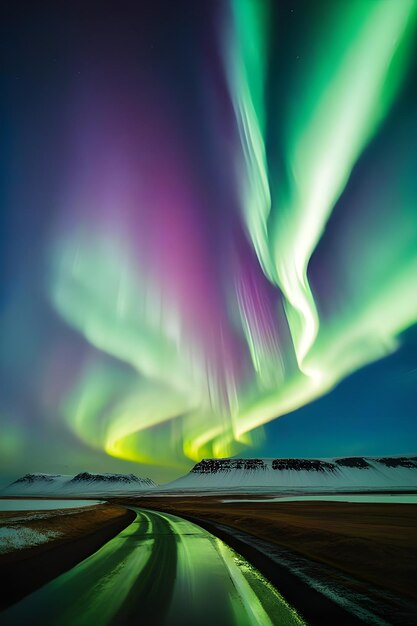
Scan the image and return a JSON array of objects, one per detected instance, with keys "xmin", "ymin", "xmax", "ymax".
[{"xmin": 0, "ymin": 508, "xmax": 305, "ymax": 626}]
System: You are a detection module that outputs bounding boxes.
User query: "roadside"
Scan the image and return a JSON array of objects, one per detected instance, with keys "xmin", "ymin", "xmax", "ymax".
[{"xmin": 0, "ymin": 503, "xmax": 135, "ymax": 609}]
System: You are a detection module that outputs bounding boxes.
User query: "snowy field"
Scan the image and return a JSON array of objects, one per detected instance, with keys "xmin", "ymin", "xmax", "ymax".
[
  {"xmin": 0, "ymin": 527, "xmax": 61, "ymax": 553},
  {"xmin": 0, "ymin": 499, "xmax": 102, "ymax": 511},
  {"xmin": 0, "ymin": 499, "xmax": 104, "ymax": 555}
]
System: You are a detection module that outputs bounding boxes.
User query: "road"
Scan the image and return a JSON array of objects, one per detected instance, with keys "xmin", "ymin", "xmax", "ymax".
[{"xmin": 0, "ymin": 508, "xmax": 305, "ymax": 626}]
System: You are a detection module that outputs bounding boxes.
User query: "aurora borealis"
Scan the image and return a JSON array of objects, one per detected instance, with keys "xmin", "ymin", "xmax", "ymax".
[{"xmin": 1, "ymin": 0, "xmax": 417, "ymax": 482}]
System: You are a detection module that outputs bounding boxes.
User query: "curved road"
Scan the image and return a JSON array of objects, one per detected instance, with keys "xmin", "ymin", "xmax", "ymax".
[{"xmin": 0, "ymin": 508, "xmax": 305, "ymax": 626}]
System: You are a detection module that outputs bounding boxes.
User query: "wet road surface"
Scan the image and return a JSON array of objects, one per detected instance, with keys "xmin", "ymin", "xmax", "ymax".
[{"xmin": 0, "ymin": 508, "xmax": 305, "ymax": 626}]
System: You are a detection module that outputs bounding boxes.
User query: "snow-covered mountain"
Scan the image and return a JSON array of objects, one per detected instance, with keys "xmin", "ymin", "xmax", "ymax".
[
  {"xmin": 164, "ymin": 456, "xmax": 417, "ymax": 492},
  {"xmin": 5, "ymin": 473, "xmax": 72, "ymax": 495},
  {"xmin": 3, "ymin": 472, "xmax": 157, "ymax": 496},
  {"xmin": 64, "ymin": 472, "xmax": 156, "ymax": 493}
]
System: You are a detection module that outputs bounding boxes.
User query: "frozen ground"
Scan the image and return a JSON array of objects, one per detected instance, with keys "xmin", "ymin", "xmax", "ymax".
[
  {"xmin": 0, "ymin": 527, "xmax": 61, "ymax": 554},
  {"xmin": 0, "ymin": 499, "xmax": 103, "ymax": 556},
  {"xmin": 0, "ymin": 499, "xmax": 102, "ymax": 511}
]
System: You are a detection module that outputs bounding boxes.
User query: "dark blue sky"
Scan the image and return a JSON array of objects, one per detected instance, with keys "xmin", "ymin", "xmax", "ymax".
[{"xmin": 1, "ymin": 1, "xmax": 416, "ymax": 484}]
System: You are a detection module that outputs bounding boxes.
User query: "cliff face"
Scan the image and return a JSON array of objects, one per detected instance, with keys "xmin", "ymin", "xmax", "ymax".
[
  {"xmin": 168, "ymin": 455, "xmax": 417, "ymax": 491},
  {"xmin": 191, "ymin": 459, "xmax": 267, "ymax": 473}
]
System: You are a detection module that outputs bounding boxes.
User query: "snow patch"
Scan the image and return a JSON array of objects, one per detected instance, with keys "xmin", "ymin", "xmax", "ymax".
[{"xmin": 0, "ymin": 527, "xmax": 61, "ymax": 553}]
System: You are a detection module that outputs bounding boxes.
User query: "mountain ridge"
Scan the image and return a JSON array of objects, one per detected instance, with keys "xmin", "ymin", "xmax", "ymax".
[
  {"xmin": 3, "ymin": 472, "xmax": 157, "ymax": 496},
  {"xmin": 165, "ymin": 455, "xmax": 417, "ymax": 491}
]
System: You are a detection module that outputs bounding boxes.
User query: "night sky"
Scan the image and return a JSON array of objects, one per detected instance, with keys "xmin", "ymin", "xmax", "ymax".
[{"xmin": 1, "ymin": 0, "xmax": 417, "ymax": 485}]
